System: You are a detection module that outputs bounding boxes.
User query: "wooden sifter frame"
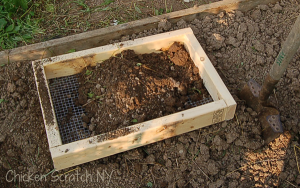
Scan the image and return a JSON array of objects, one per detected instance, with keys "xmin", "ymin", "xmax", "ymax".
[{"xmin": 32, "ymin": 28, "xmax": 236, "ymax": 170}]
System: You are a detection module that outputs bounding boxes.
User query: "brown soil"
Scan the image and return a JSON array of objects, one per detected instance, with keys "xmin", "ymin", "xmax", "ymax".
[
  {"xmin": 1, "ymin": 0, "xmax": 300, "ymax": 187},
  {"xmin": 76, "ymin": 42, "xmax": 209, "ymax": 136},
  {"xmin": 37, "ymin": 0, "xmax": 221, "ymax": 42}
]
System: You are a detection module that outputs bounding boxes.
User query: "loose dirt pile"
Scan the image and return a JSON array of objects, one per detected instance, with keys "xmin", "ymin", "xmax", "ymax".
[
  {"xmin": 1, "ymin": 0, "xmax": 300, "ymax": 187},
  {"xmin": 76, "ymin": 42, "xmax": 208, "ymax": 136}
]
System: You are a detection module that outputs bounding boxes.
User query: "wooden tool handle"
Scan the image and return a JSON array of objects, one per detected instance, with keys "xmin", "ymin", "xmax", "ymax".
[{"xmin": 260, "ymin": 14, "xmax": 300, "ymax": 101}]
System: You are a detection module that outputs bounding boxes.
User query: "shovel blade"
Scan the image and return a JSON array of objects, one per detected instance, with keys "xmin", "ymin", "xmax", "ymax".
[
  {"xmin": 259, "ymin": 107, "xmax": 284, "ymax": 145},
  {"xmin": 239, "ymin": 79, "xmax": 262, "ymax": 112}
]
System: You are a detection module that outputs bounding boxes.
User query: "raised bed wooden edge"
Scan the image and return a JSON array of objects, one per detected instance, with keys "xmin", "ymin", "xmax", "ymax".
[
  {"xmin": 32, "ymin": 28, "xmax": 236, "ymax": 170},
  {"xmin": 1, "ymin": 0, "xmax": 280, "ymax": 64}
]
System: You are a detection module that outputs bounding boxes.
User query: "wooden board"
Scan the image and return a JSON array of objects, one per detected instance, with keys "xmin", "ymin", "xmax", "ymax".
[
  {"xmin": 32, "ymin": 28, "xmax": 237, "ymax": 170},
  {"xmin": 0, "ymin": 0, "xmax": 280, "ymax": 64},
  {"xmin": 51, "ymin": 100, "xmax": 227, "ymax": 170}
]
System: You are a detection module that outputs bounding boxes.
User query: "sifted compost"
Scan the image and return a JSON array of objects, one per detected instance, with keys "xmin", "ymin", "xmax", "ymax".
[{"xmin": 76, "ymin": 42, "xmax": 210, "ymax": 136}]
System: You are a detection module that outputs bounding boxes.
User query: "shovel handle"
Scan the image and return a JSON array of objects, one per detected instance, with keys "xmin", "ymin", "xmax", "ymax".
[
  {"xmin": 260, "ymin": 14, "xmax": 300, "ymax": 101},
  {"xmin": 270, "ymin": 14, "xmax": 300, "ymax": 80}
]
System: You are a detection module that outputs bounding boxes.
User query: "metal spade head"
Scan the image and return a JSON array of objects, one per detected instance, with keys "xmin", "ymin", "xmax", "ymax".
[
  {"xmin": 239, "ymin": 79, "xmax": 284, "ymax": 145},
  {"xmin": 238, "ymin": 79, "xmax": 263, "ymax": 112},
  {"xmin": 259, "ymin": 107, "xmax": 284, "ymax": 145}
]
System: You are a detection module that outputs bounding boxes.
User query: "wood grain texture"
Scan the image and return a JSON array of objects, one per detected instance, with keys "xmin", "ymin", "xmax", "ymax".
[
  {"xmin": 32, "ymin": 61, "xmax": 62, "ymax": 148},
  {"xmin": 51, "ymin": 100, "xmax": 227, "ymax": 170}
]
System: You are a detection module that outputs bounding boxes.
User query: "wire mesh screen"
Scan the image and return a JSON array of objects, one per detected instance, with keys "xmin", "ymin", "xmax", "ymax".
[
  {"xmin": 48, "ymin": 74, "xmax": 213, "ymax": 144},
  {"xmin": 186, "ymin": 96, "xmax": 213, "ymax": 107},
  {"xmin": 49, "ymin": 75, "xmax": 91, "ymax": 144}
]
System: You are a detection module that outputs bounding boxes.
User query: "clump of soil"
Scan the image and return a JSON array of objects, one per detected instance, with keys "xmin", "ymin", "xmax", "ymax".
[{"xmin": 77, "ymin": 42, "xmax": 209, "ymax": 135}]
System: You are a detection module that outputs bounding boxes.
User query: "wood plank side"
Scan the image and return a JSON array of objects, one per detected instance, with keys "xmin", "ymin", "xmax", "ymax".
[
  {"xmin": 184, "ymin": 34, "xmax": 237, "ymax": 120},
  {"xmin": 43, "ymin": 28, "xmax": 193, "ymax": 79},
  {"xmin": 50, "ymin": 100, "xmax": 227, "ymax": 170},
  {"xmin": 0, "ymin": 0, "xmax": 280, "ymax": 64},
  {"xmin": 182, "ymin": 35, "xmax": 219, "ymax": 101},
  {"xmin": 32, "ymin": 61, "xmax": 62, "ymax": 148}
]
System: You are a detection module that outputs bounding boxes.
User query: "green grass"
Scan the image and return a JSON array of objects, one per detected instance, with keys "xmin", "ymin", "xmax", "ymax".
[
  {"xmin": 0, "ymin": 0, "xmax": 208, "ymax": 50},
  {"xmin": 0, "ymin": 0, "xmax": 42, "ymax": 50}
]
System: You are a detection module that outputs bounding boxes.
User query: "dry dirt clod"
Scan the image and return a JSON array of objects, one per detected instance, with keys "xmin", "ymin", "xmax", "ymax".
[
  {"xmin": 272, "ymin": 3, "xmax": 283, "ymax": 12},
  {"xmin": 89, "ymin": 124, "xmax": 95, "ymax": 131},
  {"xmin": 7, "ymin": 82, "xmax": 16, "ymax": 93},
  {"xmin": 82, "ymin": 122, "xmax": 87, "ymax": 128},
  {"xmin": 208, "ymin": 33, "xmax": 225, "ymax": 50},
  {"xmin": 7, "ymin": 149, "xmax": 15, "ymax": 157},
  {"xmin": 0, "ymin": 134, "xmax": 6, "ymax": 143},
  {"xmin": 158, "ymin": 20, "xmax": 172, "ymax": 31}
]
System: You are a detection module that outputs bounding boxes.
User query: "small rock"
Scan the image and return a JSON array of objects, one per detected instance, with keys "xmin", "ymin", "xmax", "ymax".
[
  {"xmin": 89, "ymin": 124, "xmax": 95, "ymax": 131},
  {"xmin": 251, "ymin": 9, "xmax": 261, "ymax": 21},
  {"xmin": 218, "ymin": 12, "xmax": 225, "ymax": 18},
  {"xmin": 250, "ymin": 111, "xmax": 257, "ymax": 116},
  {"xmin": 226, "ymin": 132, "xmax": 239, "ymax": 143},
  {"xmin": 7, "ymin": 149, "xmax": 15, "ymax": 157},
  {"xmin": 272, "ymin": 4, "xmax": 282, "ymax": 13},
  {"xmin": 7, "ymin": 82, "xmax": 16, "ymax": 93},
  {"xmin": 253, "ymin": 40, "xmax": 264, "ymax": 52},
  {"xmin": 258, "ymin": 5, "xmax": 269, "ymax": 11},
  {"xmin": 100, "ymin": 88, "xmax": 106, "ymax": 93},
  {"xmin": 81, "ymin": 114, "xmax": 90, "ymax": 123},
  {"xmin": 265, "ymin": 44, "xmax": 274, "ymax": 56},
  {"xmin": 238, "ymin": 23, "xmax": 247, "ymax": 33},
  {"xmin": 12, "ymin": 75, "xmax": 20, "ymax": 81},
  {"xmin": 165, "ymin": 97, "xmax": 176, "ymax": 107},
  {"xmin": 177, "ymin": 143, "xmax": 186, "ymax": 158},
  {"xmin": 158, "ymin": 20, "xmax": 172, "ymax": 31},
  {"xmin": 235, "ymin": 10, "xmax": 244, "ymax": 17},
  {"xmin": 213, "ymin": 135, "xmax": 222, "ymax": 146},
  {"xmin": 82, "ymin": 122, "xmax": 88, "ymax": 128},
  {"xmin": 170, "ymin": 66, "xmax": 175, "ymax": 71},
  {"xmin": 2, "ymin": 161, "xmax": 10, "ymax": 169},
  {"xmin": 287, "ymin": 69, "xmax": 299, "ymax": 78},
  {"xmin": 207, "ymin": 160, "xmax": 219, "ymax": 175},
  {"xmin": 190, "ymin": 25, "xmax": 199, "ymax": 35},
  {"xmin": 228, "ymin": 180, "xmax": 239, "ymax": 188},
  {"xmin": 96, "ymin": 84, "xmax": 101, "ymax": 89},
  {"xmin": 165, "ymin": 159, "xmax": 172, "ymax": 167},
  {"xmin": 177, "ymin": 19, "xmax": 187, "ymax": 28},
  {"xmin": 246, "ymin": 108, "xmax": 253, "ymax": 113},
  {"xmin": 225, "ymin": 36, "xmax": 239, "ymax": 47},
  {"xmin": 20, "ymin": 99, "xmax": 28, "ymax": 108},
  {"xmin": 256, "ymin": 55, "xmax": 264, "ymax": 65},
  {"xmin": 90, "ymin": 131, "xmax": 95, "ymax": 137},
  {"xmin": 178, "ymin": 83, "xmax": 187, "ymax": 95},
  {"xmin": 145, "ymin": 154, "xmax": 155, "ymax": 163},
  {"xmin": 0, "ymin": 134, "xmax": 6, "ymax": 142},
  {"xmin": 209, "ymin": 179, "xmax": 224, "ymax": 188},
  {"xmin": 124, "ymin": 149, "xmax": 143, "ymax": 160},
  {"xmin": 208, "ymin": 33, "xmax": 225, "ymax": 50},
  {"xmin": 221, "ymin": 121, "xmax": 227, "ymax": 128}
]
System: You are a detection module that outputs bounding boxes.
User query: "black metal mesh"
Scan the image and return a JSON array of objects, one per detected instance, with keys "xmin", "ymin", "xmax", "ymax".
[
  {"xmin": 48, "ymin": 74, "xmax": 213, "ymax": 144},
  {"xmin": 49, "ymin": 75, "xmax": 91, "ymax": 144},
  {"xmin": 186, "ymin": 96, "xmax": 213, "ymax": 107}
]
